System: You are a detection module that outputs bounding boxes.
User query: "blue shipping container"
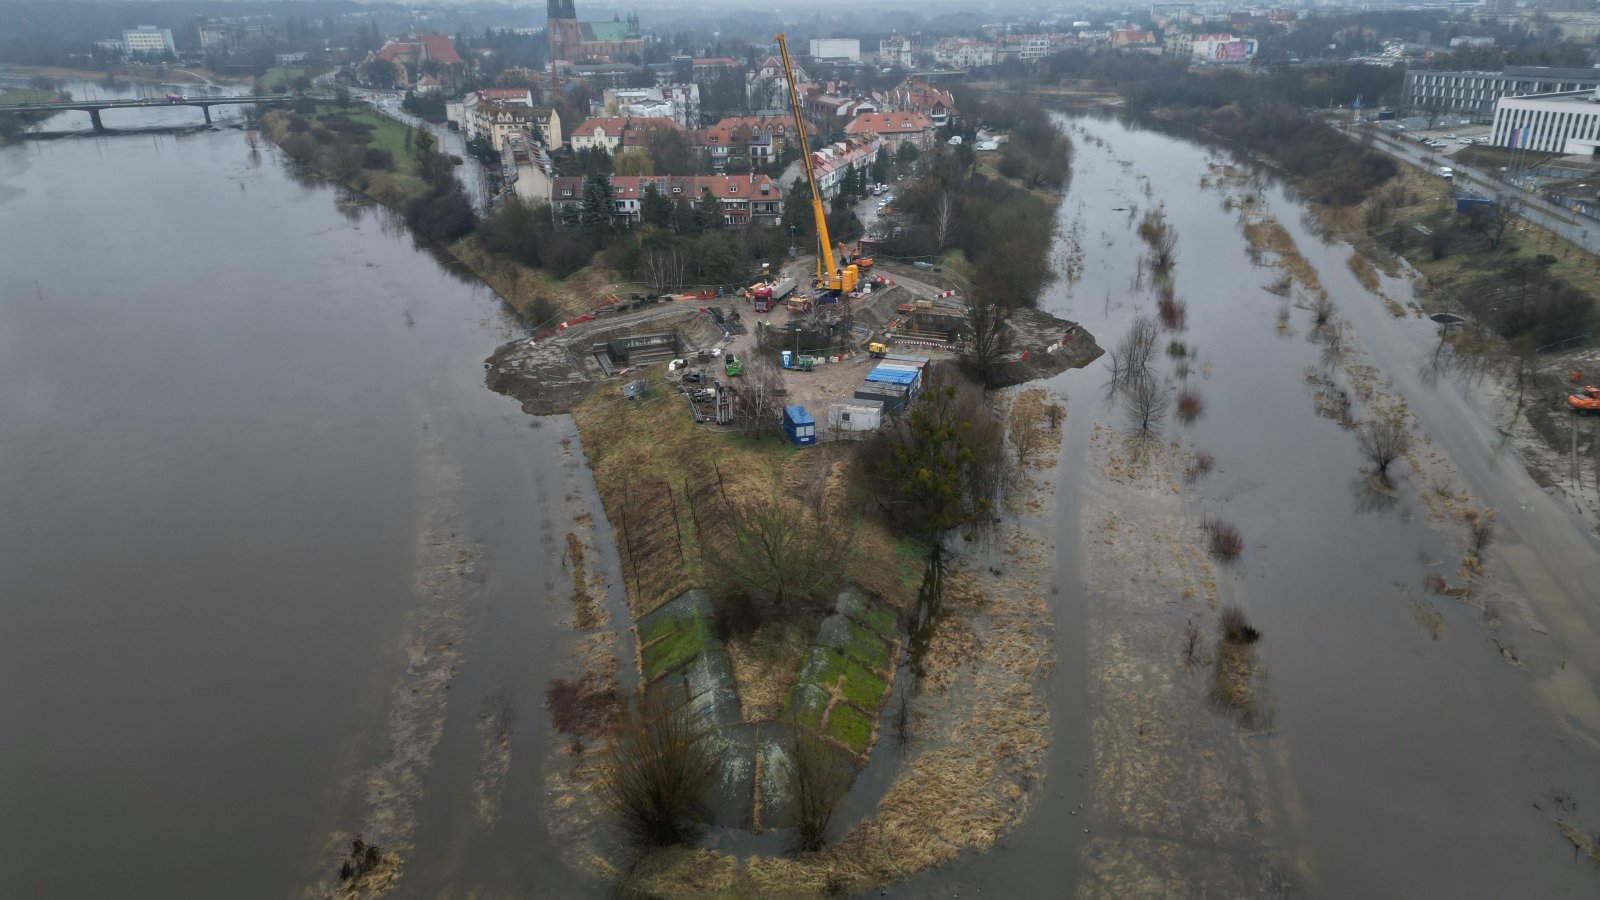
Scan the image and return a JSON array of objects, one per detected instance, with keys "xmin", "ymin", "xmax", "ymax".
[{"xmin": 783, "ymin": 405, "xmax": 817, "ymax": 447}]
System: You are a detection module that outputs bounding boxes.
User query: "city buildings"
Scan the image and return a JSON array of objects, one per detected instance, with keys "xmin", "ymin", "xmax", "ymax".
[
  {"xmin": 1491, "ymin": 89, "xmax": 1600, "ymax": 153},
  {"xmin": 809, "ymin": 39, "xmax": 862, "ymax": 63},
  {"xmin": 881, "ymin": 79, "xmax": 956, "ymax": 127},
  {"xmin": 358, "ymin": 35, "xmax": 463, "ymax": 89},
  {"xmin": 503, "ymin": 132, "xmax": 556, "ymax": 204},
  {"xmin": 879, "ymin": 35, "xmax": 916, "ymax": 70},
  {"xmin": 845, "ymin": 111, "xmax": 936, "ymax": 153},
  {"xmin": 474, "ymin": 102, "xmax": 562, "ymax": 152},
  {"xmin": 122, "ymin": 26, "xmax": 176, "ymax": 57},
  {"xmin": 1403, "ymin": 66, "xmax": 1600, "ymax": 122},
  {"xmin": 550, "ymin": 174, "xmax": 783, "ymax": 226},
  {"xmin": 547, "ymin": 0, "xmax": 643, "ymax": 65},
  {"xmin": 569, "ymin": 116, "xmax": 681, "ymax": 154}
]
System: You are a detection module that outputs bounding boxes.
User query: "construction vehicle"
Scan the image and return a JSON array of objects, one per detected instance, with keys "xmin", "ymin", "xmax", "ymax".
[
  {"xmin": 752, "ymin": 277, "xmax": 797, "ymax": 313},
  {"xmin": 725, "ymin": 353, "xmax": 743, "ymax": 377},
  {"xmin": 868, "ymin": 342, "xmax": 888, "ymax": 358},
  {"xmin": 775, "ymin": 33, "xmax": 859, "ymax": 300}
]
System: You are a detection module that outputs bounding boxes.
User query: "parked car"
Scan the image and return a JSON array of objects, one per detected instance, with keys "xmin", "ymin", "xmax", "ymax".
[{"xmin": 913, "ymin": 261, "xmax": 934, "ymax": 270}]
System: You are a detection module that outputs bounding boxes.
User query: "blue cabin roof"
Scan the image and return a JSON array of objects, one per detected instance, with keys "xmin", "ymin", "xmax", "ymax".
[
  {"xmin": 865, "ymin": 367, "xmax": 919, "ymax": 385},
  {"xmin": 784, "ymin": 405, "xmax": 814, "ymax": 426}
]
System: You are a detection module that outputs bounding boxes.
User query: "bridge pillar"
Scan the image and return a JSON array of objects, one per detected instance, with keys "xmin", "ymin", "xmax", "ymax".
[
  {"xmin": 88, "ymin": 108, "xmax": 105, "ymax": 133},
  {"xmin": 201, "ymin": 105, "xmax": 212, "ymax": 124}
]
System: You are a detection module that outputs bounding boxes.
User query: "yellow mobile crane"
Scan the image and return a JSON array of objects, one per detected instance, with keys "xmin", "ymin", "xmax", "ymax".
[{"xmin": 775, "ymin": 32, "xmax": 859, "ymax": 298}]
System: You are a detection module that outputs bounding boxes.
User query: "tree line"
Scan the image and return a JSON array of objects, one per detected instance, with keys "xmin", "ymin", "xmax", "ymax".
[{"xmin": 881, "ymin": 91, "xmax": 1075, "ymax": 308}]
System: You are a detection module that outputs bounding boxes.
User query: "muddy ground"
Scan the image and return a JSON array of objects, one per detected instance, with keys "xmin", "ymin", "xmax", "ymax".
[{"xmin": 485, "ymin": 272, "xmax": 1101, "ymax": 419}]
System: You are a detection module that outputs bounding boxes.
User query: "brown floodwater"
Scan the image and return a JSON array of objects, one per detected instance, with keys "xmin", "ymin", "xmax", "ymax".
[
  {"xmin": 0, "ymin": 119, "xmax": 611, "ymax": 897},
  {"xmin": 892, "ymin": 113, "xmax": 1600, "ymax": 898},
  {"xmin": 7, "ymin": 102, "xmax": 1600, "ymax": 900}
]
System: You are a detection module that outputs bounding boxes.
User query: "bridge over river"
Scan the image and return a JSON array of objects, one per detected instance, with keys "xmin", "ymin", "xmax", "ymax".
[{"xmin": 4, "ymin": 95, "xmax": 293, "ymax": 132}]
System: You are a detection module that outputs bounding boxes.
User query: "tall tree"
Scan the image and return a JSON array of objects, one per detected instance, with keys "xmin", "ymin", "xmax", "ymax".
[
  {"xmin": 695, "ymin": 187, "xmax": 724, "ymax": 232},
  {"xmin": 864, "ymin": 366, "xmax": 1010, "ymax": 542},
  {"xmin": 781, "ymin": 178, "xmax": 812, "ymax": 238},
  {"xmin": 640, "ymin": 183, "xmax": 672, "ymax": 229},
  {"xmin": 580, "ymin": 173, "xmax": 615, "ymax": 233},
  {"xmin": 871, "ymin": 146, "xmax": 891, "ymax": 186}
]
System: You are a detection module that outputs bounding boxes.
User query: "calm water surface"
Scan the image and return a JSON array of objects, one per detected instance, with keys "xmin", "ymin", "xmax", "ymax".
[{"xmin": 0, "ymin": 125, "xmax": 596, "ymax": 897}]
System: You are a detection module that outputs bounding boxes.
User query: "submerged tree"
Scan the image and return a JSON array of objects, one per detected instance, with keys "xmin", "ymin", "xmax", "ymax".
[{"xmin": 1357, "ymin": 418, "xmax": 1410, "ymax": 482}]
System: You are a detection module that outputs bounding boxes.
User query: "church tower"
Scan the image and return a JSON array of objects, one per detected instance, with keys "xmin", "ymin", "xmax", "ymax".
[{"xmin": 547, "ymin": 0, "xmax": 578, "ymax": 65}]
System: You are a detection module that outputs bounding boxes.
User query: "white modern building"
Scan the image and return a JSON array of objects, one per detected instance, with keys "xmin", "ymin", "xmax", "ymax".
[
  {"xmin": 1491, "ymin": 89, "xmax": 1600, "ymax": 154},
  {"xmin": 1403, "ymin": 66, "xmax": 1600, "ymax": 122},
  {"xmin": 122, "ymin": 25, "xmax": 176, "ymax": 56},
  {"xmin": 809, "ymin": 38, "xmax": 861, "ymax": 63}
]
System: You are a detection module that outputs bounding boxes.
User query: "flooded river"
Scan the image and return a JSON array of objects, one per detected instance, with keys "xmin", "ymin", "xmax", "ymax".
[
  {"xmin": 0, "ymin": 125, "xmax": 609, "ymax": 896},
  {"xmin": 899, "ymin": 113, "xmax": 1600, "ymax": 898},
  {"xmin": 5, "ymin": 102, "xmax": 1600, "ymax": 899}
]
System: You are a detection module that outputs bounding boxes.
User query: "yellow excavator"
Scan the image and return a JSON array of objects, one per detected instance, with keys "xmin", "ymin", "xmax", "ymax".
[{"xmin": 775, "ymin": 33, "xmax": 859, "ymax": 299}]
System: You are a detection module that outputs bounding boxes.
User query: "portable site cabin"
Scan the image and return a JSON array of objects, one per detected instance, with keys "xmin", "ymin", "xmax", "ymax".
[
  {"xmin": 827, "ymin": 399, "xmax": 883, "ymax": 433},
  {"xmin": 854, "ymin": 384, "xmax": 908, "ymax": 414},
  {"xmin": 865, "ymin": 363, "xmax": 924, "ymax": 397},
  {"xmin": 783, "ymin": 405, "xmax": 817, "ymax": 447}
]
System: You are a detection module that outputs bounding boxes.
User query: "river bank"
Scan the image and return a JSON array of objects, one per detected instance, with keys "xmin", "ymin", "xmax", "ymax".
[{"xmin": 257, "ymin": 103, "xmax": 618, "ymax": 321}]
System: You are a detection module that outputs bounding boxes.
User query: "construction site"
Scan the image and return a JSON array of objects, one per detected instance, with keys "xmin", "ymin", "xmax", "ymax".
[
  {"xmin": 484, "ymin": 262, "xmax": 1101, "ymax": 430},
  {"xmin": 487, "ymin": 31, "xmax": 1099, "ymax": 429}
]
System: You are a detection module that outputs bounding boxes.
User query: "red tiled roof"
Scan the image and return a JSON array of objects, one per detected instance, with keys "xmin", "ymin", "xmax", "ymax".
[
  {"xmin": 846, "ymin": 112, "xmax": 932, "ymax": 134},
  {"xmin": 478, "ymin": 88, "xmax": 531, "ymax": 102},
  {"xmin": 421, "ymin": 34, "xmax": 461, "ymax": 65}
]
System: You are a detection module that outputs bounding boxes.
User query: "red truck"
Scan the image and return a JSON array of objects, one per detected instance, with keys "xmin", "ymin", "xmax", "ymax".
[{"xmin": 751, "ymin": 277, "xmax": 797, "ymax": 313}]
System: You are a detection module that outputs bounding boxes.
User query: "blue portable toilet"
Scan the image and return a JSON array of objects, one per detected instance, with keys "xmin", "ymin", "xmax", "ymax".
[{"xmin": 783, "ymin": 405, "xmax": 816, "ymax": 446}]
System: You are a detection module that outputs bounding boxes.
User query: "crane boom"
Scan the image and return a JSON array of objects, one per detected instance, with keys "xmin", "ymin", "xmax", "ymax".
[{"xmin": 774, "ymin": 32, "xmax": 857, "ymax": 296}]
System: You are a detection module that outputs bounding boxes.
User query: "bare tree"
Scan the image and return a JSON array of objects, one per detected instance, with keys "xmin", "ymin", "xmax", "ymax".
[
  {"xmin": 1468, "ymin": 193, "xmax": 1524, "ymax": 251},
  {"xmin": 962, "ymin": 299, "xmax": 1012, "ymax": 389},
  {"xmin": 787, "ymin": 726, "xmax": 854, "ymax": 852},
  {"xmin": 1123, "ymin": 372, "xmax": 1169, "ymax": 437},
  {"xmin": 640, "ymin": 246, "xmax": 689, "ymax": 294},
  {"xmin": 1310, "ymin": 294, "xmax": 1336, "ymax": 332},
  {"xmin": 1357, "ymin": 418, "xmax": 1411, "ymax": 481},
  {"xmin": 933, "ymin": 192, "xmax": 958, "ymax": 252},
  {"xmin": 729, "ymin": 355, "xmax": 783, "ymax": 438},
  {"xmin": 699, "ymin": 479, "xmax": 856, "ymax": 634},
  {"xmin": 1108, "ymin": 314, "xmax": 1161, "ymax": 389},
  {"xmin": 599, "ymin": 693, "xmax": 719, "ymax": 846},
  {"xmin": 1137, "ymin": 209, "xmax": 1178, "ymax": 273}
]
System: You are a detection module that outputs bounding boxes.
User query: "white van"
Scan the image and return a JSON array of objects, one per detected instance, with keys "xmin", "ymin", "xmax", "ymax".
[{"xmin": 1437, "ymin": 166, "xmax": 1454, "ymax": 180}]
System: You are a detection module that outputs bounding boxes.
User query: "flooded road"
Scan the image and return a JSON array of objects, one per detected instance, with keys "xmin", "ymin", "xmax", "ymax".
[
  {"xmin": 0, "ymin": 128, "xmax": 610, "ymax": 896},
  {"xmin": 897, "ymin": 113, "xmax": 1600, "ymax": 898}
]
